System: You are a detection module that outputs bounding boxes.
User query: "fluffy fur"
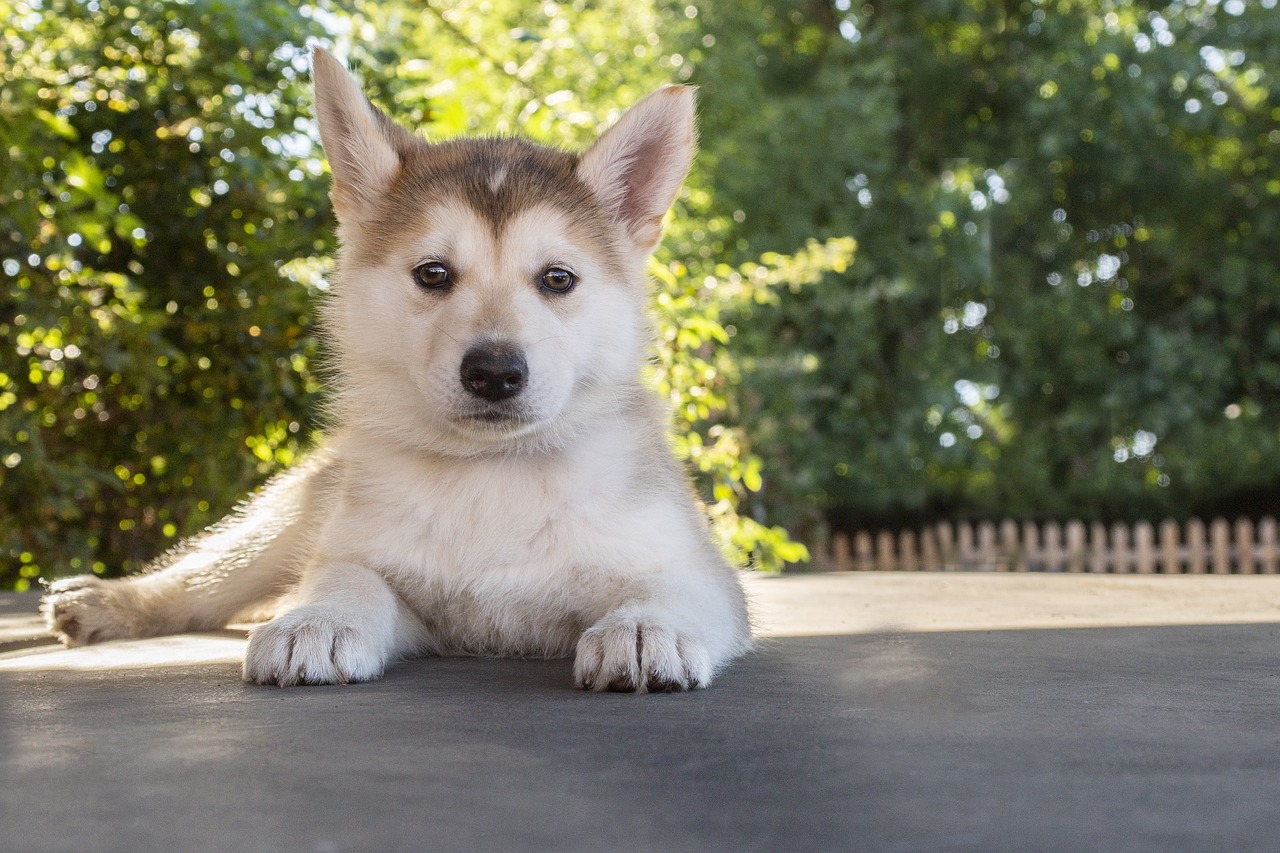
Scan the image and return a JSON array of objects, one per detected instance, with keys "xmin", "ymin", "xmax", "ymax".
[{"xmin": 40, "ymin": 49, "xmax": 751, "ymax": 692}]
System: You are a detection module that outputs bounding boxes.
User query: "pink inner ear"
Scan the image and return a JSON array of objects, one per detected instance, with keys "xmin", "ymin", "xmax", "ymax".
[{"xmin": 616, "ymin": 143, "xmax": 670, "ymax": 228}]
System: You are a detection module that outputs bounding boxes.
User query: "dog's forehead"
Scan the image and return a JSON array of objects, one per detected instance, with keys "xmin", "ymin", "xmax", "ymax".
[
  {"xmin": 399, "ymin": 137, "xmax": 603, "ymax": 226},
  {"xmin": 408, "ymin": 198, "xmax": 576, "ymax": 267},
  {"xmin": 353, "ymin": 136, "xmax": 623, "ymax": 270}
]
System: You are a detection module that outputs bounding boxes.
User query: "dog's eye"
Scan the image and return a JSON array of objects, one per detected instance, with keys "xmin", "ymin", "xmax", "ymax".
[
  {"xmin": 413, "ymin": 262, "xmax": 451, "ymax": 290},
  {"xmin": 540, "ymin": 267, "xmax": 577, "ymax": 294}
]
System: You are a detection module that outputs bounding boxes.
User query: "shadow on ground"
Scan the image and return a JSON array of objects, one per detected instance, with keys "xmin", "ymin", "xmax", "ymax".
[{"xmin": 4, "ymin": 622, "xmax": 1278, "ymax": 852}]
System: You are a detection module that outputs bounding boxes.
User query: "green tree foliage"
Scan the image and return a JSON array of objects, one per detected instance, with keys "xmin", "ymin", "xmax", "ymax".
[
  {"xmin": 1, "ymin": 0, "xmax": 818, "ymax": 588},
  {"xmin": 9, "ymin": 0, "xmax": 1273, "ymax": 589},
  {"xmin": 2, "ymin": 0, "xmax": 333, "ymax": 589},
  {"xmin": 676, "ymin": 0, "xmax": 1280, "ymax": 535}
]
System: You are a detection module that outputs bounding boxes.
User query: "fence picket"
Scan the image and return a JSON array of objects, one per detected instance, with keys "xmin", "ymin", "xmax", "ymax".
[
  {"xmin": 1235, "ymin": 518, "xmax": 1256, "ymax": 574},
  {"xmin": 936, "ymin": 522, "xmax": 955, "ymax": 570},
  {"xmin": 957, "ymin": 522, "xmax": 975, "ymax": 570},
  {"xmin": 1111, "ymin": 522, "xmax": 1132, "ymax": 574},
  {"xmin": 812, "ymin": 537, "xmax": 830, "ymax": 569},
  {"xmin": 1023, "ymin": 521, "xmax": 1041, "ymax": 572},
  {"xmin": 1260, "ymin": 518, "xmax": 1279, "ymax": 574},
  {"xmin": 1159, "ymin": 519, "xmax": 1181, "ymax": 574},
  {"xmin": 1000, "ymin": 520, "xmax": 1021, "ymax": 572},
  {"xmin": 1066, "ymin": 521, "xmax": 1086, "ymax": 573},
  {"xmin": 875, "ymin": 531, "xmax": 897, "ymax": 571},
  {"xmin": 1210, "ymin": 518, "xmax": 1231, "ymax": 574},
  {"xmin": 1187, "ymin": 519, "xmax": 1207, "ymax": 574},
  {"xmin": 921, "ymin": 526, "xmax": 941, "ymax": 571},
  {"xmin": 832, "ymin": 533, "xmax": 852, "ymax": 571},
  {"xmin": 900, "ymin": 530, "xmax": 919, "ymax": 571},
  {"xmin": 978, "ymin": 522, "xmax": 997, "ymax": 571},
  {"xmin": 1134, "ymin": 521, "xmax": 1155, "ymax": 574},
  {"xmin": 1044, "ymin": 522, "xmax": 1064, "ymax": 572},
  {"xmin": 1089, "ymin": 522, "xmax": 1108, "ymax": 573},
  {"xmin": 854, "ymin": 532, "xmax": 874, "ymax": 571}
]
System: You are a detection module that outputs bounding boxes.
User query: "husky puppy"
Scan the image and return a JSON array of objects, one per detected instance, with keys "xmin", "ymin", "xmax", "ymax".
[{"xmin": 40, "ymin": 49, "xmax": 751, "ymax": 691}]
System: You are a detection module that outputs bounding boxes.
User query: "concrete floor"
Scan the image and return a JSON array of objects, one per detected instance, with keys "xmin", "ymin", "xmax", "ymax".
[{"xmin": 3, "ymin": 572, "xmax": 1279, "ymax": 852}]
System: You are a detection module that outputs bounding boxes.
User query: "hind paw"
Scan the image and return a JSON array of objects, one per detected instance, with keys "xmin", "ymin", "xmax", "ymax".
[{"xmin": 40, "ymin": 576, "xmax": 138, "ymax": 646}]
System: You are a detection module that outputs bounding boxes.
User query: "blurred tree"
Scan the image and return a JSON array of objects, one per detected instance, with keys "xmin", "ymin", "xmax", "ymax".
[
  {"xmin": 10, "ymin": 0, "xmax": 1273, "ymax": 589},
  {"xmin": 1, "ymin": 0, "xmax": 334, "ymax": 589},
  {"xmin": 1, "ymin": 0, "xmax": 817, "ymax": 589},
  {"xmin": 676, "ymin": 0, "xmax": 1280, "ymax": 536}
]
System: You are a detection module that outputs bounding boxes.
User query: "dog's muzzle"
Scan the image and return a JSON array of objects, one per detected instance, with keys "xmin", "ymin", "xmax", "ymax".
[{"xmin": 460, "ymin": 343, "xmax": 528, "ymax": 402}]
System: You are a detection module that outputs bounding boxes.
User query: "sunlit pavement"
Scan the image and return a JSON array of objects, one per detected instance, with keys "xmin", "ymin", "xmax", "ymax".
[{"xmin": 3, "ymin": 573, "xmax": 1278, "ymax": 851}]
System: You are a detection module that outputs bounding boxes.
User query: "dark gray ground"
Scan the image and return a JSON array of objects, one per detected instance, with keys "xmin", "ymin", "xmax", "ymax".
[{"xmin": 2, "ymin": 584, "xmax": 1278, "ymax": 852}]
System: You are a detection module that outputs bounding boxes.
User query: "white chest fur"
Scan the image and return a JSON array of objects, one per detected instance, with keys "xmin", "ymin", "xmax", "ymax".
[{"xmin": 318, "ymin": 427, "xmax": 694, "ymax": 655}]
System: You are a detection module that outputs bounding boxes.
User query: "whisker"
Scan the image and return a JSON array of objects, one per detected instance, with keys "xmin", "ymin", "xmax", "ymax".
[{"xmin": 429, "ymin": 321, "xmax": 460, "ymax": 344}]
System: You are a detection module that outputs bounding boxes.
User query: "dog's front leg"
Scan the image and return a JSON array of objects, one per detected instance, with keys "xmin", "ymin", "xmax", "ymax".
[{"xmin": 242, "ymin": 561, "xmax": 403, "ymax": 686}]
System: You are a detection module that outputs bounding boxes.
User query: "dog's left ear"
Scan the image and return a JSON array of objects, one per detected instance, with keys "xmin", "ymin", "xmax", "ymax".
[{"xmin": 577, "ymin": 86, "xmax": 697, "ymax": 254}]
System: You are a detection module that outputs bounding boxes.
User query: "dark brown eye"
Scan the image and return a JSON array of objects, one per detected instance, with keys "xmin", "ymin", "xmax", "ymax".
[
  {"xmin": 413, "ymin": 262, "xmax": 451, "ymax": 290},
  {"xmin": 540, "ymin": 267, "xmax": 576, "ymax": 294}
]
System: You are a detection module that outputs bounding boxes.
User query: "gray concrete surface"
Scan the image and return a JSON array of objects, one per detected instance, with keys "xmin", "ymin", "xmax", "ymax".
[{"xmin": 3, "ymin": 573, "xmax": 1279, "ymax": 852}]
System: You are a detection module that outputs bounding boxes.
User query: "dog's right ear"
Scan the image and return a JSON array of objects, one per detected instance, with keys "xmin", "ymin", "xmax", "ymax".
[{"xmin": 311, "ymin": 48, "xmax": 405, "ymax": 221}]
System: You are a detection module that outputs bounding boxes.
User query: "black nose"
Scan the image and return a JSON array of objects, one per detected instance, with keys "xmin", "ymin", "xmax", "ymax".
[{"xmin": 460, "ymin": 344, "xmax": 528, "ymax": 402}]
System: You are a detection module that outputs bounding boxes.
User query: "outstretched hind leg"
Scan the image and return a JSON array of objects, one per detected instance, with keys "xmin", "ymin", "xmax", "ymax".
[{"xmin": 39, "ymin": 452, "xmax": 333, "ymax": 647}]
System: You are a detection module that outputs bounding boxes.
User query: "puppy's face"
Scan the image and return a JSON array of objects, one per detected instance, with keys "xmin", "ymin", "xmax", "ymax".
[
  {"xmin": 310, "ymin": 50, "xmax": 695, "ymax": 456},
  {"xmin": 328, "ymin": 151, "xmax": 644, "ymax": 454}
]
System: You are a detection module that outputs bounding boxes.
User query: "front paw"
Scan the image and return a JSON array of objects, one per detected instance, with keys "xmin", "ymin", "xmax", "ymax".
[
  {"xmin": 243, "ymin": 607, "xmax": 386, "ymax": 687},
  {"xmin": 40, "ymin": 576, "xmax": 137, "ymax": 647},
  {"xmin": 573, "ymin": 616, "xmax": 713, "ymax": 693}
]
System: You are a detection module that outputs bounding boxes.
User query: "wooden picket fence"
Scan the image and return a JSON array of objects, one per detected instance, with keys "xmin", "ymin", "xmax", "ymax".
[{"xmin": 810, "ymin": 517, "xmax": 1280, "ymax": 574}]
